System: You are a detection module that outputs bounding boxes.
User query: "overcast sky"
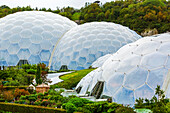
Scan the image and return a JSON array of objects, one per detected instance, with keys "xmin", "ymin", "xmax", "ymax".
[{"xmin": 0, "ymin": 0, "xmax": 113, "ymax": 9}]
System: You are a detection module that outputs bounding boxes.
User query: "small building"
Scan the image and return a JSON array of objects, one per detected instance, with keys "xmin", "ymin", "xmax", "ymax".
[{"xmin": 36, "ymin": 83, "xmax": 50, "ymax": 93}]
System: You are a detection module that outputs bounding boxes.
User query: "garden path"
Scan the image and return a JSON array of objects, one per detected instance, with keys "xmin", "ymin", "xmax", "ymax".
[{"xmin": 47, "ymin": 71, "xmax": 74, "ymax": 85}]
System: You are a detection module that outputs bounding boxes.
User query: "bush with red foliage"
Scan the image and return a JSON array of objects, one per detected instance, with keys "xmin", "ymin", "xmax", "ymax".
[
  {"xmin": 14, "ymin": 88, "xmax": 30, "ymax": 100},
  {"xmin": 3, "ymin": 90, "xmax": 14, "ymax": 102}
]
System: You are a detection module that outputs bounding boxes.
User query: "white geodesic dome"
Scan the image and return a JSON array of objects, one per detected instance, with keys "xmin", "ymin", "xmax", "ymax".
[
  {"xmin": 51, "ymin": 22, "xmax": 141, "ymax": 70},
  {"xmin": 76, "ymin": 33, "xmax": 170, "ymax": 106},
  {"xmin": 0, "ymin": 11, "xmax": 77, "ymax": 67},
  {"xmin": 91, "ymin": 54, "xmax": 112, "ymax": 68},
  {"xmin": 76, "ymin": 67, "xmax": 103, "ymax": 94}
]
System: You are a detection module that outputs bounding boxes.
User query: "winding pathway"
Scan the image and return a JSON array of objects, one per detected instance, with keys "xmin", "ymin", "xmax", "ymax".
[{"xmin": 47, "ymin": 71, "xmax": 73, "ymax": 85}]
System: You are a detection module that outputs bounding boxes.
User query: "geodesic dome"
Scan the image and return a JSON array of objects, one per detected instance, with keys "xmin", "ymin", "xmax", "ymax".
[
  {"xmin": 91, "ymin": 54, "xmax": 112, "ymax": 68},
  {"xmin": 76, "ymin": 33, "xmax": 170, "ymax": 106},
  {"xmin": 0, "ymin": 11, "xmax": 77, "ymax": 67},
  {"xmin": 76, "ymin": 67, "xmax": 103, "ymax": 95},
  {"xmin": 51, "ymin": 22, "xmax": 141, "ymax": 70}
]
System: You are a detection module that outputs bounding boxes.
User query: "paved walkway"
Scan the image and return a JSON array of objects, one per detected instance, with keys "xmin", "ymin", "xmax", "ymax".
[{"xmin": 47, "ymin": 71, "xmax": 73, "ymax": 85}]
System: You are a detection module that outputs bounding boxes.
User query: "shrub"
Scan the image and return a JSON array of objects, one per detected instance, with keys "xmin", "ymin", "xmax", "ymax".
[
  {"xmin": 34, "ymin": 101, "xmax": 41, "ymax": 106},
  {"xmin": 56, "ymin": 102, "xmax": 62, "ymax": 108},
  {"xmin": 44, "ymin": 92, "xmax": 48, "ymax": 96},
  {"xmin": 59, "ymin": 89, "xmax": 65, "ymax": 93},
  {"xmin": 22, "ymin": 64, "xmax": 32, "ymax": 70},
  {"xmin": 20, "ymin": 95, "xmax": 26, "ymax": 100},
  {"xmin": 4, "ymin": 80, "xmax": 20, "ymax": 86},
  {"xmin": 48, "ymin": 89, "xmax": 57, "ymax": 95},
  {"xmin": 14, "ymin": 101, "xmax": 19, "ymax": 104},
  {"xmin": 43, "ymin": 96, "xmax": 48, "ymax": 99},
  {"xmin": 166, "ymin": 102, "xmax": 170, "ymax": 113},
  {"xmin": 3, "ymin": 90, "xmax": 14, "ymax": 102},
  {"xmin": 28, "ymin": 94, "xmax": 37, "ymax": 102},
  {"xmin": 28, "ymin": 97, "xmax": 37, "ymax": 102},
  {"xmin": 41, "ymin": 101, "xmax": 51, "ymax": 107},
  {"xmin": 19, "ymin": 100, "xmax": 26, "ymax": 104},
  {"xmin": 76, "ymin": 107, "xmax": 91, "ymax": 113},
  {"xmin": 14, "ymin": 88, "xmax": 30, "ymax": 99},
  {"xmin": 107, "ymin": 103, "xmax": 120, "ymax": 113},
  {"xmin": 80, "ymin": 101, "xmax": 121, "ymax": 113},
  {"xmin": 68, "ymin": 97, "xmax": 93, "ymax": 107},
  {"xmin": 54, "ymin": 95, "xmax": 63, "ymax": 102},
  {"xmin": 82, "ymin": 101, "xmax": 108, "ymax": 113},
  {"xmin": 37, "ymin": 93, "xmax": 44, "ymax": 98},
  {"xmin": 26, "ymin": 69, "xmax": 37, "ymax": 74},
  {"xmin": 65, "ymin": 103, "xmax": 77, "ymax": 113}
]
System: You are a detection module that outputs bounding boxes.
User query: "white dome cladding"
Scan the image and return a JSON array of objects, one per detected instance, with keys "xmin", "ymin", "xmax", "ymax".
[
  {"xmin": 51, "ymin": 22, "xmax": 141, "ymax": 70},
  {"xmin": 91, "ymin": 54, "xmax": 112, "ymax": 68},
  {"xmin": 0, "ymin": 11, "xmax": 77, "ymax": 66},
  {"xmin": 76, "ymin": 33, "xmax": 170, "ymax": 106},
  {"xmin": 76, "ymin": 67, "xmax": 103, "ymax": 94}
]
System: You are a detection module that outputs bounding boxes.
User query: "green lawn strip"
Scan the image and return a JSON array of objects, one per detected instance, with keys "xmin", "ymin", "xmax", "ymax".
[{"xmin": 56, "ymin": 69, "xmax": 95, "ymax": 89}]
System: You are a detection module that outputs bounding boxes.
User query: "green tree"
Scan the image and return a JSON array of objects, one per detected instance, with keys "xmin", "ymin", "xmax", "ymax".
[
  {"xmin": 35, "ymin": 64, "xmax": 42, "ymax": 85},
  {"xmin": 143, "ymin": 0, "xmax": 165, "ymax": 7},
  {"xmin": 105, "ymin": 10, "xmax": 110, "ymax": 19},
  {"xmin": 155, "ymin": 85, "xmax": 165, "ymax": 102},
  {"xmin": 97, "ymin": 12, "xmax": 105, "ymax": 21}
]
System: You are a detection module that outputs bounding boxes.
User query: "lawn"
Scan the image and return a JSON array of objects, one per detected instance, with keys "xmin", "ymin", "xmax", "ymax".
[{"xmin": 55, "ymin": 69, "xmax": 95, "ymax": 89}]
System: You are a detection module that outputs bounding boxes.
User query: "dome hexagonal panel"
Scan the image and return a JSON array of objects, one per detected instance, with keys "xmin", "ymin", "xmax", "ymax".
[
  {"xmin": 28, "ymin": 55, "xmax": 41, "ymax": 65},
  {"xmin": 0, "ymin": 50, "xmax": 9, "ymax": 61},
  {"xmin": 8, "ymin": 44, "xmax": 20, "ymax": 54},
  {"xmin": 114, "ymin": 87, "xmax": 135, "ymax": 106},
  {"xmin": 29, "ymin": 44, "xmax": 41, "ymax": 55},
  {"xmin": 7, "ymin": 55, "xmax": 19, "ymax": 66},
  {"xmin": 17, "ymin": 49, "xmax": 31, "ymax": 59},
  {"xmin": 0, "ymin": 40, "xmax": 10, "ymax": 50},
  {"xmin": 92, "ymin": 54, "xmax": 112, "ymax": 68},
  {"xmin": 135, "ymin": 84, "xmax": 154, "ymax": 100},
  {"xmin": 40, "ymin": 50, "xmax": 51, "ymax": 61}
]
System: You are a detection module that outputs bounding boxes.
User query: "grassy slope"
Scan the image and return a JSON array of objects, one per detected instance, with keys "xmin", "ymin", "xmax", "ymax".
[{"xmin": 56, "ymin": 69, "xmax": 95, "ymax": 89}]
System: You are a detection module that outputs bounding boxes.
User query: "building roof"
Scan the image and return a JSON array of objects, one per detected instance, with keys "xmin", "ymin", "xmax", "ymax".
[{"xmin": 36, "ymin": 83, "xmax": 50, "ymax": 88}]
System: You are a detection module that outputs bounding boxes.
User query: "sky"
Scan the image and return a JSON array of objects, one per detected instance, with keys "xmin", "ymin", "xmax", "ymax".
[{"xmin": 0, "ymin": 0, "xmax": 113, "ymax": 9}]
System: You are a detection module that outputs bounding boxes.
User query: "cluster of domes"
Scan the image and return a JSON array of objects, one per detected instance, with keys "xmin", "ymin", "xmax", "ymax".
[
  {"xmin": 76, "ymin": 33, "xmax": 170, "ymax": 106},
  {"xmin": 0, "ymin": 11, "xmax": 141, "ymax": 69},
  {"xmin": 0, "ymin": 11, "xmax": 169, "ymax": 107}
]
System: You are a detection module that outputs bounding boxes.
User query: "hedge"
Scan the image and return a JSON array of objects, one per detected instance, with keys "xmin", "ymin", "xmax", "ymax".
[
  {"xmin": 2, "ymin": 86, "xmax": 28, "ymax": 90},
  {"xmin": 0, "ymin": 102, "xmax": 66, "ymax": 113}
]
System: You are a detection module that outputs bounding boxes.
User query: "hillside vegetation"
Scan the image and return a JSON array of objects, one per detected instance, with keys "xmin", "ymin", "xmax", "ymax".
[{"xmin": 0, "ymin": 0, "xmax": 169, "ymax": 34}]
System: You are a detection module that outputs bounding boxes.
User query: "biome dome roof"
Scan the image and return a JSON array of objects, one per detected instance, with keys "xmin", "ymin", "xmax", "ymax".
[
  {"xmin": 76, "ymin": 33, "xmax": 170, "ymax": 106},
  {"xmin": 91, "ymin": 54, "xmax": 112, "ymax": 68},
  {"xmin": 51, "ymin": 22, "xmax": 141, "ymax": 70},
  {"xmin": 76, "ymin": 67, "xmax": 103, "ymax": 94},
  {"xmin": 0, "ymin": 11, "xmax": 77, "ymax": 67}
]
